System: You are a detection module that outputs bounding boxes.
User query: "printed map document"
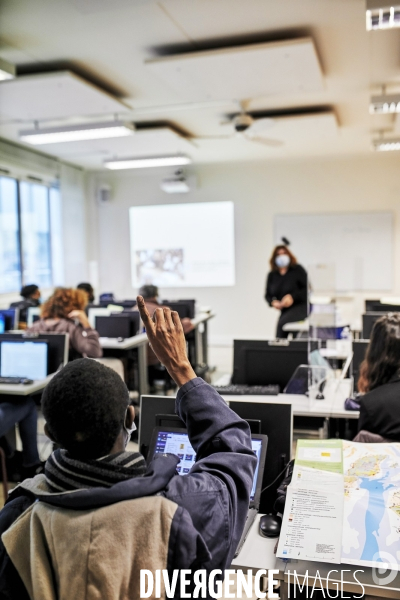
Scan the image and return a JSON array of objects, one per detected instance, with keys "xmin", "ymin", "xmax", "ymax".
[
  {"xmin": 277, "ymin": 440, "xmax": 344, "ymax": 564},
  {"xmin": 277, "ymin": 440, "xmax": 400, "ymax": 570}
]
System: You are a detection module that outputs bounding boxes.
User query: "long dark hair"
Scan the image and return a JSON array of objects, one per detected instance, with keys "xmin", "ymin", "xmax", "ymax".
[
  {"xmin": 269, "ymin": 245, "xmax": 297, "ymax": 271},
  {"xmin": 358, "ymin": 313, "xmax": 400, "ymax": 393}
]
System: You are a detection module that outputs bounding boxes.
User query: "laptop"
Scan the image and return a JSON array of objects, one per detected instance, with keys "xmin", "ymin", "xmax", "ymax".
[
  {"xmin": 0, "ymin": 340, "xmax": 48, "ymax": 381},
  {"xmin": 148, "ymin": 427, "xmax": 268, "ymax": 557}
]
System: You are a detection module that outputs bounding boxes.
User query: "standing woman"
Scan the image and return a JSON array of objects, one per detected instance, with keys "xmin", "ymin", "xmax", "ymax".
[{"xmin": 265, "ymin": 245, "xmax": 308, "ymax": 338}]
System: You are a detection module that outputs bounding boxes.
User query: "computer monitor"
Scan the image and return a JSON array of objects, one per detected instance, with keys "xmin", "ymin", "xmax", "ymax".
[
  {"xmin": 365, "ymin": 300, "xmax": 400, "ymax": 313},
  {"xmin": 161, "ymin": 300, "xmax": 196, "ymax": 320},
  {"xmin": 0, "ymin": 333, "xmax": 68, "ymax": 374},
  {"xmin": 27, "ymin": 306, "xmax": 41, "ymax": 327},
  {"xmin": 0, "ymin": 314, "xmax": 5, "ymax": 335},
  {"xmin": 155, "ymin": 413, "xmax": 262, "ymax": 435},
  {"xmin": 139, "ymin": 394, "xmax": 292, "ymax": 514},
  {"xmin": 351, "ymin": 340, "xmax": 369, "ymax": 392},
  {"xmin": 229, "ymin": 400, "xmax": 292, "ymax": 514},
  {"xmin": 95, "ymin": 315, "xmax": 132, "ymax": 339},
  {"xmin": 361, "ymin": 312, "xmax": 395, "ymax": 339},
  {"xmin": 232, "ymin": 339, "xmax": 309, "ymax": 391},
  {"xmin": 88, "ymin": 307, "xmax": 112, "ymax": 328},
  {"xmin": 119, "ymin": 300, "xmax": 137, "ymax": 309},
  {"xmin": 0, "ymin": 309, "xmax": 19, "ymax": 331},
  {"xmin": 0, "ymin": 340, "xmax": 48, "ymax": 380},
  {"xmin": 121, "ymin": 311, "xmax": 141, "ymax": 335}
]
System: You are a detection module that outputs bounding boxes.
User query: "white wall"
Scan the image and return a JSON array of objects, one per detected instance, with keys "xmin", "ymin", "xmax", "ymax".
[
  {"xmin": 60, "ymin": 163, "xmax": 88, "ymax": 286},
  {"xmin": 86, "ymin": 154, "xmax": 400, "ymax": 348}
]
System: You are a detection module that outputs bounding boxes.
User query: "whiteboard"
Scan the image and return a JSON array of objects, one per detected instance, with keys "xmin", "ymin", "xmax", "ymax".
[{"xmin": 274, "ymin": 212, "xmax": 393, "ymax": 292}]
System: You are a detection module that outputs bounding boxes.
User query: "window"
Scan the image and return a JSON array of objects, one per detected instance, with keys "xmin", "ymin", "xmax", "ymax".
[
  {"xmin": 0, "ymin": 177, "xmax": 21, "ymax": 293},
  {"xmin": 0, "ymin": 175, "xmax": 62, "ymax": 293}
]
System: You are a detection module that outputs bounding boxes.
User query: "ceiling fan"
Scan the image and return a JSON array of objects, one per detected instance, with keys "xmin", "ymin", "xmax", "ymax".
[{"xmin": 193, "ymin": 102, "xmax": 283, "ymax": 148}]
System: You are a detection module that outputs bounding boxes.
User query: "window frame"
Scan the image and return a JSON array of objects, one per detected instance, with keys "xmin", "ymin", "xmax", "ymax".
[{"xmin": 0, "ymin": 173, "xmax": 59, "ymax": 291}]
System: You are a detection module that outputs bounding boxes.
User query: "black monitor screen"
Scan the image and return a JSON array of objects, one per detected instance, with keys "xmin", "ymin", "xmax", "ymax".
[
  {"xmin": 95, "ymin": 315, "xmax": 132, "ymax": 339},
  {"xmin": 365, "ymin": 300, "xmax": 400, "ymax": 313},
  {"xmin": 162, "ymin": 300, "xmax": 196, "ymax": 320},
  {"xmin": 233, "ymin": 340, "xmax": 308, "ymax": 391},
  {"xmin": 361, "ymin": 313, "xmax": 398, "ymax": 339}
]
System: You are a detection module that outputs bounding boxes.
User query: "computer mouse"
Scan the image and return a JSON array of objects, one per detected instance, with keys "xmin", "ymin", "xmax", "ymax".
[
  {"xmin": 259, "ymin": 514, "xmax": 282, "ymax": 538},
  {"xmin": 117, "ymin": 337, "xmax": 124, "ymax": 342}
]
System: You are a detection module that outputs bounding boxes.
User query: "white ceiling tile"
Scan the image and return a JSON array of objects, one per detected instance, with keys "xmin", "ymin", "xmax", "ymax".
[
  {"xmin": 146, "ymin": 38, "xmax": 324, "ymax": 102},
  {"xmin": 0, "ymin": 71, "xmax": 129, "ymax": 121}
]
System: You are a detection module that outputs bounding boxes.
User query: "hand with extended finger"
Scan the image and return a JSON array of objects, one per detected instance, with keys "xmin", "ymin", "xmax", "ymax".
[{"xmin": 137, "ymin": 295, "xmax": 196, "ymax": 387}]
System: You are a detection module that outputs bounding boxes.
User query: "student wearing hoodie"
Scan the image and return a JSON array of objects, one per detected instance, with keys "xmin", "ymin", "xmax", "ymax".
[{"xmin": 0, "ymin": 296, "xmax": 256, "ymax": 600}]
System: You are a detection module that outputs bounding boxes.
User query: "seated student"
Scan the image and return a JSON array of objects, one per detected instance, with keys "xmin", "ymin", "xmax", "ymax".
[
  {"xmin": 28, "ymin": 287, "xmax": 102, "ymax": 359},
  {"xmin": 0, "ymin": 297, "xmax": 256, "ymax": 599},
  {"xmin": 357, "ymin": 313, "xmax": 400, "ymax": 441},
  {"xmin": 0, "ymin": 399, "xmax": 42, "ymax": 479},
  {"xmin": 77, "ymin": 282, "xmax": 95, "ymax": 304},
  {"xmin": 9, "ymin": 284, "xmax": 41, "ymax": 327}
]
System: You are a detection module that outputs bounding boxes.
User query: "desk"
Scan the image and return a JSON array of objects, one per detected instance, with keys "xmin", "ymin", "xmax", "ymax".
[
  {"xmin": 282, "ymin": 320, "xmax": 309, "ymax": 333},
  {"xmin": 231, "ymin": 514, "xmax": 282, "ymax": 572},
  {"xmin": 99, "ymin": 334, "xmax": 149, "ymax": 396},
  {"xmin": 0, "ymin": 374, "xmax": 53, "ymax": 397},
  {"xmin": 190, "ymin": 312, "xmax": 215, "ymax": 369},
  {"xmin": 223, "ymin": 379, "xmax": 352, "ymax": 419}
]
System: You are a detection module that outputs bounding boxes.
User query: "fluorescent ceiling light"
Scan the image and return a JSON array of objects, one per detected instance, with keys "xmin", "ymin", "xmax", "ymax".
[
  {"xmin": 19, "ymin": 121, "xmax": 135, "ymax": 145},
  {"xmin": 380, "ymin": 297, "xmax": 400, "ymax": 304},
  {"xmin": 104, "ymin": 155, "xmax": 192, "ymax": 170},
  {"xmin": 370, "ymin": 94, "xmax": 400, "ymax": 113},
  {"xmin": 366, "ymin": 2, "xmax": 400, "ymax": 30},
  {"xmin": 0, "ymin": 58, "xmax": 16, "ymax": 81},
  {"xmin": 373, "ymin": 138, "xmax": 400, "ymax": 151}
]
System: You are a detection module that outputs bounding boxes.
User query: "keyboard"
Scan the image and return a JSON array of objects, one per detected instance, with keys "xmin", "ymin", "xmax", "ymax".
[
  {"xmin": 0, "ymin": 377, "xmax": 33, "ymax": 385},
  {"xmin": 212, "ymin": 384, "xmax": 279, "ymax": 396}
]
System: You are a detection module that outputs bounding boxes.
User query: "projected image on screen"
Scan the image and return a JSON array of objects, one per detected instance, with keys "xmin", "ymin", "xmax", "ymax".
[
  {"xmin": 129, "ymin": 202, "xmax": 235, "ymax": 288},
  {"xmin": 136, "ymin": 248, "xmax": 185, "ymax": 286}
]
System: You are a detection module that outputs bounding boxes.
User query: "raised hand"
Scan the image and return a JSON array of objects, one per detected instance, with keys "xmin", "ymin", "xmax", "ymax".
[{"xmin": 137, "ymin": 296, "xmax": 196, "ymax": 387}]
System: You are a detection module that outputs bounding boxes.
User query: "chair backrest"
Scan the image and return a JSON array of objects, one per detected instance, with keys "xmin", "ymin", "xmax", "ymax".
[{"xmin": 94, "ymin": 358, "xmax": 125, "ymax": 381}]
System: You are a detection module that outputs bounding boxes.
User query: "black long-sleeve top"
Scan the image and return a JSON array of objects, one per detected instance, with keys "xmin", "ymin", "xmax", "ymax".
[
  {"xmin": 358, "ymin": 375, "xmax": 400, "ymax": 441},
  {"xmin": 265, "ymin": 264, "xmax": 308, "ymax": 308}
]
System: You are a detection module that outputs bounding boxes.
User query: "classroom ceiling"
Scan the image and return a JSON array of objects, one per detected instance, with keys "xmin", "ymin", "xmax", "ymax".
[{"xmin": 0, "ymin": 0, "xmax": 399, "ymax": 169}]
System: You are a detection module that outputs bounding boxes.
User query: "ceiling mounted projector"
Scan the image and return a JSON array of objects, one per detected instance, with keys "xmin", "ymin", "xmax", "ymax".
[
  {"xmin": 366, "ymin": 1, "xmax": 400, "ymax": 30},
  {"xmin": 19, "ymin": 120, "xmax": 135, "ymax": 145},
  {"xmin": 104, "ymin": 155, "xmax": 191, "ymax": 170},
  {"xmin": 160, "ymin": 171, "xmax": 190, "ymax": 194},
  {"xmin": 370, "ymin": 93, "xmax": 400, "ymax": 113},
  {"xmin": 373, "ymin": 138, "xmax": 400, "ymax": 151},
  {"xmin": 0, "ymin": 58, "xmax": 16, "ymax": 81}
]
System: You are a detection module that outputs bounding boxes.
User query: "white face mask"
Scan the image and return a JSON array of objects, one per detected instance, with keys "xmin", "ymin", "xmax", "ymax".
[
  {"xmin": 124, "ymin": 408, "xmax": 137, "ymax": 444},
  {"xmin": 275, "ymin": 254, "xmax": 290, "ymax": 268}
]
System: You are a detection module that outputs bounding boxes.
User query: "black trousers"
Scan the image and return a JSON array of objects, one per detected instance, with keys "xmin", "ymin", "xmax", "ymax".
[{"xmin": 276, "ymin": 304, "xmax": 308, "ymax": 338}]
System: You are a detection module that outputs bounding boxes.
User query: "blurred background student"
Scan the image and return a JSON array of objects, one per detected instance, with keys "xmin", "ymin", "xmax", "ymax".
[
  {"xmin": 265, "ymin": 244, "xmax": 308, "ymax": 338},
  {"xmin": 9, "ymin": 284, "xmax": 41, "ymax": 328},
  {"xmin": 28, "ymin": 287, "xmax": 102, "ymax": 359},
  {"xmin": 77, "ymin": 282, "xmax": 95, "ymax": 304},
  {"xmin": 357, "ymin": 313, "xmax": 400, "ymax": 442}
]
